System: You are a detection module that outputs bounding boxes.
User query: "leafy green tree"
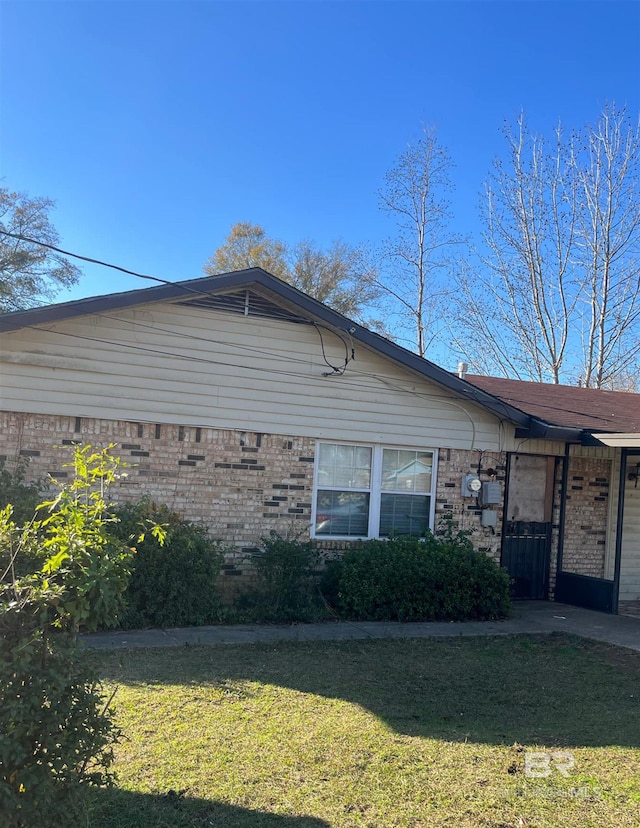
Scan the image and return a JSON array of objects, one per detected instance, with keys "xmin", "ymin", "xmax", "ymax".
[
  {"xmin": 204, "ymin": 221, "xmax": 383, "ymax": 326},
  {"xmin": 0, "ymin": 187, "xmax": 81, "ymax": 311},
  {"xmin": 291, "ymin": 239, "xmax": 380, "ymax": 320},
  {"xmin": 0, "ymin": 445, "xmax": 140, "ymax": 827}
]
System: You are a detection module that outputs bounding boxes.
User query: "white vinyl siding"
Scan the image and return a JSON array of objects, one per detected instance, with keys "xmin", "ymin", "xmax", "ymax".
[
  {"xmin": 619, "ymin": 455, "xmax": 640, "ymax": 602},
  {"xmin": 513, "ymin": 438, "xmax": 569, "ymax": 457},
  {"xmin": 605, "ymin": 452, "xmax": 621, "ymax": 581},
  {"xmin": 0, "ymin": 301, "xmax": 507, "ymax": 450}
]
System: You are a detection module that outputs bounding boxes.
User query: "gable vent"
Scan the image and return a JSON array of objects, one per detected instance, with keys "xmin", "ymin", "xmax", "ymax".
[{"xmin": 175, "ymin": 290, "xmax": 310, "ymax": 324}]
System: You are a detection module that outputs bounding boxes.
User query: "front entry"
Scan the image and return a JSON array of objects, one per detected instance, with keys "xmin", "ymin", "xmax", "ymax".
[{"xmin": 501, "ymin": 454, "xmax": 554, "ymax": 599}]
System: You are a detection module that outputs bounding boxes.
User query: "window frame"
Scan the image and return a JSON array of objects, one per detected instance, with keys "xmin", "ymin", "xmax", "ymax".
[{"xmin": 311, "ymin": 441, "xmax": 438, "ymax": 540}]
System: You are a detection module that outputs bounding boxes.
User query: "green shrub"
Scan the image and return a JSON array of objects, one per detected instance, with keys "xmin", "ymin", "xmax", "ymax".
[
  {"xmin": 241, "ymin": 532, "xmax": 325, "ymax": 622},
  {"xmin": 0, "ymin": 605, "xmax": 121, "ymax": 828},
  {"xmin": 0, "ymin": 458, "xmax": 46, "ymax": 527},
  {"xmin": 324, "ymin": 535, "xmax": 511, "ymax": 622},
  {"xmin": 0, "ymin": 445, "xmax": 132, "ymax": 828},
  {"xmin": 110, "ymin": 500, "xmax": 224, "ymax": 629},
  {"xmin": 0, "ymin": 459, "xmax": 48, "ymax": 580}
]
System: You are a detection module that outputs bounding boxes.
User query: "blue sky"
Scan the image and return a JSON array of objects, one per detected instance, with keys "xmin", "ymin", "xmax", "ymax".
[{"xmin": 1, "ymin": 1, "xmax": 639, "ymax": 314}]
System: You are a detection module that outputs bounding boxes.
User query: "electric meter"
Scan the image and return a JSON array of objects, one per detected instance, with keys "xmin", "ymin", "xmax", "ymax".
[{"xmin": 462, "ymin": 475, "xmax": 482, "ymax": 497}]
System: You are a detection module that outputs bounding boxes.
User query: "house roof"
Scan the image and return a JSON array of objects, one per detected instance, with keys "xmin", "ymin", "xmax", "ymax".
[
  {"xmin": 0, "ymin": 268, "xmax": 620, "ymax": 442},
  {"xmin": 0, "ymin": 268, "xmax": 542, "ymax": 430},
  {"xmin": 466, "ymin": 375, "xmax": 640, "ymax": 434}
]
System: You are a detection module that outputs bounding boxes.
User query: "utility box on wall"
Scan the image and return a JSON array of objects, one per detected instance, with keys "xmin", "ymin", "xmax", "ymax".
[
  {"xmin": 481, "ymin": 509, "xmax": 498, "ymax": 528},
  {"xmin": 480, "ymin": 481, "xmax": 501, "ymax": 506}
]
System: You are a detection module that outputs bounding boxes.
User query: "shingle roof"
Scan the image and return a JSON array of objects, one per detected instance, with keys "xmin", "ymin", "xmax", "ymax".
[{"xmin": 465, "ymin": 375, "xmax": 640, "ymax": 433}]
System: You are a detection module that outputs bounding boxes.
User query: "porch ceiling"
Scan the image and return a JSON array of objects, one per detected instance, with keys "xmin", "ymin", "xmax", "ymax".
[{"xmin": 592, "ymin": 433, "xmax": 640, "ymax": 448}]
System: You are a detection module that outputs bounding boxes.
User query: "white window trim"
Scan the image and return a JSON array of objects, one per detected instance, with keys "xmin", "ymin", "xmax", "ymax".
[{"xmin": 311, "ymin": 441, "xmax": 438, "ymax": 540}]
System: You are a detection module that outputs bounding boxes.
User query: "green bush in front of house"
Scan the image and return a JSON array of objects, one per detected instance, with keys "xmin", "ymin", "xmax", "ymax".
[
  {"xmin": 237, "ymin": 532, "xmax": 327, "ymax": 622},
  {"xmin": 109, "ymin": 499, "xmax": 225, "ymax": 629},
  {"xmin": 323, "ymin": 534, "xmax": 511, "ymax": 622},
  {"xmin": 0, "ymin": 458, "xmax": 46, "ymax": 529},
  {"xmin": 0, "ymin": 459, "xmax": 49, "ymax": 581}
]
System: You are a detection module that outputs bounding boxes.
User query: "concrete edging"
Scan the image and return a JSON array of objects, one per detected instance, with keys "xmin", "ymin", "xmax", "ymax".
[{"xmin": 80, "ymin": 601, "xmax": 640, "ymax": 653}]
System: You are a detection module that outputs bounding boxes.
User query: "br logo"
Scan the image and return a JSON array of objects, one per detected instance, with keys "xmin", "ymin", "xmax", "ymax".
[{"xmin": 524, "ymin": 751, "xmax": 575, "ymax": 778}]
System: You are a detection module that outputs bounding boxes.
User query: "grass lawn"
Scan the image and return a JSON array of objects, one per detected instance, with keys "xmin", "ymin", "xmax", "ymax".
[{"xmin": 86, "ymin": 633, "xmax": 640, "ymax": 828}]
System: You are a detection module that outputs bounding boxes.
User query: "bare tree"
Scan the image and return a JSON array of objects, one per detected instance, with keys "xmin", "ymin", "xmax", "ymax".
[
  {"xmin": 573, "ymin": 104, "xmax": 640, "ymax": 388},
  {"xmin": 377, "ymin": 128, "xmax": 461, "ymax": 357},
  {"xmin": 452, "ymin": 115, "xmax": 580, "ymax": 382},
  {"xmin": 451, "ymin": 106, "xmax": 640, "ymax": 388}
]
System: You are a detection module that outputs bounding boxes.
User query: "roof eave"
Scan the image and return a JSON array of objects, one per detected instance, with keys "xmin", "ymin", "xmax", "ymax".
[
  {"xmin": 515, "ymin": 418, "xmax": 584, "ymax": 443},
  {"xmin": 0, "ymin": 269, "xmax": 271, "ymax": 333},
  {"xmin": 1, "ymin": 268, "xmax": 535, "ymax": 430}
]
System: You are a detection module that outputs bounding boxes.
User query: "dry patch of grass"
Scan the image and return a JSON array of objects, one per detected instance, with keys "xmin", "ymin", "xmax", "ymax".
[{"xmin": 86, "ymin": 634, "xmax": 640, "ymax": 827}]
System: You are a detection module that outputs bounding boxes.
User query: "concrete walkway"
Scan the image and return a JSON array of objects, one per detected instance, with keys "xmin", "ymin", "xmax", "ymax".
[{"xmin": 81, "ymin": 601, "xmax": 640, "ymax": 652}]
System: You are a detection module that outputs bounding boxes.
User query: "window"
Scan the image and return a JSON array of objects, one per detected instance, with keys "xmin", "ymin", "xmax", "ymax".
[{"xmin": 312, "ymin": 442, "xmax": 437, "ymax": 539}]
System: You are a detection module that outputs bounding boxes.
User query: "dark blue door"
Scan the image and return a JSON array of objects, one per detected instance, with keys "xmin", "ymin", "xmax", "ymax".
[{"xmin": 502, "ymin": 521, "xmax": 550, "ymax": 599}]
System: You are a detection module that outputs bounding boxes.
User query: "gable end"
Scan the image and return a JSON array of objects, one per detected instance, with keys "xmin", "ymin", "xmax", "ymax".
[{"xmin": 175, "ymin": 289, "xmax": 310, "ymax": 324}]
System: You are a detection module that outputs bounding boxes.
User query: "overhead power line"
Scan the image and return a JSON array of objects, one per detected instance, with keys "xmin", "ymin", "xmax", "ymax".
[
  {"xmin": 0, "ymin": 228, "xmax": 352, "ymax": 373},
  {"xmin": 0, "ymin": 229, "xmax": 203, "ymax": 295}
]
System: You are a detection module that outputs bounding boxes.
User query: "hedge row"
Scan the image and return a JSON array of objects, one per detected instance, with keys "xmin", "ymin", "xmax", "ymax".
[
  {"xmin": 0, "ymin": 456, "xmax": 510, "ymax": 626},
  {"xmin": 323, "ymin": 535, "xmax": 511, "ymax": 622}
]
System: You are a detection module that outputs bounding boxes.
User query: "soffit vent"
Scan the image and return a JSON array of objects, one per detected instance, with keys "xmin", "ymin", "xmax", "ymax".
[{"xmin": 174, "ymin": 290, "xmax": 310, "ymax": 324}]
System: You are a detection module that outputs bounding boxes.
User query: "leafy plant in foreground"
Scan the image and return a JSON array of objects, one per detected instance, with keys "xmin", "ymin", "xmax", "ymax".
[{"xmin": 0, "ymin": 445, "xmax": 135, "ymax": 828}]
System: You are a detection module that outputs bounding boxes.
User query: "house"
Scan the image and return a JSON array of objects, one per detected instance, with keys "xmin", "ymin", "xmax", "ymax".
[{"xmin": 0, "ymin": 268, "xmax": 638, "ymax": 615}]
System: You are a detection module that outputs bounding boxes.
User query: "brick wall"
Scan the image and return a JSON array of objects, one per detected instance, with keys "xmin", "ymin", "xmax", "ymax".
[
  {"xmin": 561, "ymin": 456, "xmax": 611, "ymax": 578},
  {"xmin": 0, "ymin": 411, "xmax": 316, "ymax": 586},
  {"xmin": 0, "ymin": 410, "xmax": 510, "ymax": 587},
  {"xmin": 2, "ymin": 410, "xmax": 617, "ymax": 606},
  {"xmin": 434, "ymin": 448, "xmax": 507, "ymax": 562}
]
